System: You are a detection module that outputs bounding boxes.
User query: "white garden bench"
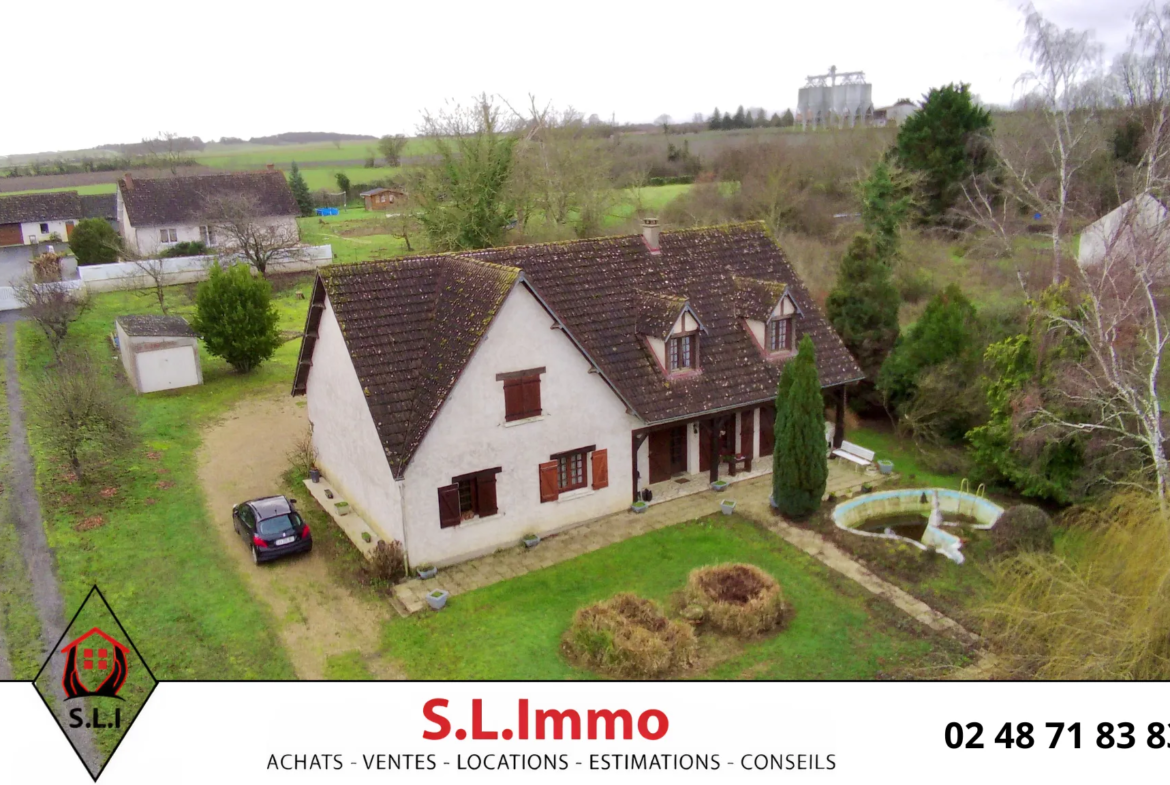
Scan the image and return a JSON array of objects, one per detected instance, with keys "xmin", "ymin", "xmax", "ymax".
[{"xmin": 832, "ymin": 441, "xmax": 875, "ymax": 469}]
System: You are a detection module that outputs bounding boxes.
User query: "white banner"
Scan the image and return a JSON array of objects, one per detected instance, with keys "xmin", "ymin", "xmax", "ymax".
[{"xmin": 2, "ymin": 681, "xmax": 1168, "ymax": 783}]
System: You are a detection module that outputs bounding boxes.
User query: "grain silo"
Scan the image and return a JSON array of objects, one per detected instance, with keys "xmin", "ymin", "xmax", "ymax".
[{"xmin": 797, "ymin": 66, "xmax": 874, "ymax": 130}]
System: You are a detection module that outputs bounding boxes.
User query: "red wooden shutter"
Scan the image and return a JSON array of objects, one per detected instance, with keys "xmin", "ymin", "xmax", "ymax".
[
  {"xmin": 591, "ymin": 449, "xmax": 609, "ymax": 490},
  {"xmin": 522, "ymin": 376, "xmax": 541, "ymax": 418},
  {"xmin": 476, "ymin": 472, "xmax": 498, "ymax": 517},
  {"xmin": 503, "ymin": 378, "xmax": 524, "ymax": 421},
  {"xmin": 437, "ymin": 484, "xmax": 461, "ymax": 528},
  {"xmin": 539, "ymin": 461, "xmax": 559, "ymax": 503}
]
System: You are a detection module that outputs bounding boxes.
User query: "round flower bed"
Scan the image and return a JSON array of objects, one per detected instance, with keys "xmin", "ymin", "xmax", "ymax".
[
  {"xmin": 683, "ymin": 563, "xmax": 787, "ymax": 637},
  {"xmin": 563, "ymin": 593, "xmax": 696, "ymax": 678}
]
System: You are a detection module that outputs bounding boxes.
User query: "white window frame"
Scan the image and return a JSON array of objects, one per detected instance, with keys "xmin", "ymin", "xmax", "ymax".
[
  {"xmin": 199, "ymin": 225, "xmax": 215, "ymax": 246},
  {"xmin": 159, "ymin": 228, "xmax": 178, "ymax": 244}
]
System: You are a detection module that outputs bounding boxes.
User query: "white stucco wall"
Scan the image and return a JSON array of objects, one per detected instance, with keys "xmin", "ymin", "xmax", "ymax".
[
  {"xmin": 126, "ymin": 215, "xmax": 297, "ymax": 257},
  {"xmin": 402, "ymin": 284, "xmax": 641, "ymax": 566},
  {"xmin": 1078, "ymin": 193, "xmax": 1170, "ymax": 268},
  {"xmin": 20, "ymin": 219, "xmax": 75, "ymax": 245},
  {"xmin": 306, "ymin": 298, "xmax": 405, "ymax": 546}
]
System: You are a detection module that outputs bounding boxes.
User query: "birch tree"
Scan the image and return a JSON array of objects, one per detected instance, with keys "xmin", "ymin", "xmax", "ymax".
[{"xmin": 997, "ymin": 4, "xmax": 1105, "ymax": 284}]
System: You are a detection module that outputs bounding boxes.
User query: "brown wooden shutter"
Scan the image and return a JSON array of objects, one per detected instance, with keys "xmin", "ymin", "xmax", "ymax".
[
  {"xmin": 503, "ymin": 378, "xmax": 524, "ymax": 421},
  {"xmin": 522, "ymin": 376, "xmax": 541, "ymax": 418},
  {"xmin": 476, "ymin": 472, "xmax": 498, "ymax": 517},
  {"xmin": 437, "ymin": 484, "xmax": 461, "ymax": 528},
  {"xmin": 591, "ymin": 449, "xmax": 609, "ymax": 490},
  {"xmin": 539, "ymin": 461, "xmax": 559, "ymax": 503}
]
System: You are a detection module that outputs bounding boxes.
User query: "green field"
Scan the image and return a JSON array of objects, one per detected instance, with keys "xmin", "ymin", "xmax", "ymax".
[
  {"xmin": 297, "ymin": 166, "xmax": 401, "ymax": 192},
  {"xmin": 194, "ymin": 138, "xmax": 430, "ymax": 169},
  {"xmin": 1, "ymin": 183, "xmax": 117, "ymax": 196},
  {"xmin": 16, "ymin": 286, "xmax": 313, "ymax": 680},
  {"xmin": 381, "ymin": 515, "xmax": 958, "ymax": 679}
]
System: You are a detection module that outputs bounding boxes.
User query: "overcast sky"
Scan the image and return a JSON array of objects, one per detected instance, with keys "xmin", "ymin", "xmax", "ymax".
[{"xmin": 0, "ymin": 0, "xmax": 1145, "ymax": 157}]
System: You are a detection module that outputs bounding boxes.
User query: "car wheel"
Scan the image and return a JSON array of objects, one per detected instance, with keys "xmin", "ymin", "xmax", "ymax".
[{"xmin": 251, "ymin": 546, "xmax": 260, "ymax": 565}]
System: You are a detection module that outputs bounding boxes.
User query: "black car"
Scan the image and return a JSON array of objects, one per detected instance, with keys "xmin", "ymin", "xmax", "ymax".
[{"xmin": 232, "ymin": 495, "xmax": 312, "ymax": 564}]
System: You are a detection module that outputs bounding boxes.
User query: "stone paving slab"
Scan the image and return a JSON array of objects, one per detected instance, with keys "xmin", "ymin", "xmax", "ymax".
[{"xmin": 391, "ymin": 463, "xmax": 884, "ymax": 616}]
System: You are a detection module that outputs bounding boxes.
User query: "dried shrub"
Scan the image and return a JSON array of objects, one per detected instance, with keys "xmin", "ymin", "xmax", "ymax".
[
  {"xmin": 683, "ymin": 563, "xmax": 787, "ymax": 637},
  {"xmin": 563, "ymin": 593, "xmax": 696, "ymax": 678},
  {"xmin": 286, "ymin": 428, "xmax": 318, "ymax": 477},
  {"xmin": 990, "ymin": 504, "xmax": 1054, "ymax": 556},
  {"xmin": 980, "ymin": 491, "xmax": 1170, "ymax": 679},
  {"xmin": 367, "ymin": 540, "xmax": 407, "ymax": 584}
]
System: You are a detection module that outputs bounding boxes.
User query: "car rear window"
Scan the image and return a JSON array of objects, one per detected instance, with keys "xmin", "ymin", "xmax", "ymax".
[{"xmin": 257, "ymin": 513, "xmax": 300, "ymax": 536}]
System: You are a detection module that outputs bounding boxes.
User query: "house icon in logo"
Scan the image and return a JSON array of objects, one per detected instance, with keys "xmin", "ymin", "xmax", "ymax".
[{"xmin": 60, "ymin": 628, "xmax": 129, "ymax": 699}]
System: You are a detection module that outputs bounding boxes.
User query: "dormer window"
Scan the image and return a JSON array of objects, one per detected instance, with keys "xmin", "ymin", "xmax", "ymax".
[
  {"xmin": 667, "ymin": 333, "xmax": 698, "ymax": 372},
  {"xmin": 767, "ymin": 317, "xmax": 793, "ymax": 352}
]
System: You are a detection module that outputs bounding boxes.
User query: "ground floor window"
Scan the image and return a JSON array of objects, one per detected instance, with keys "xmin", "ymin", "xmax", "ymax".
[
  {"xmin": 199, "ymin": 225, "xmax": 216, "ymax": 246},
  {"xmin": 159, "ymin": 228, "xmax": 178, "ymax": 244},
  {"xmin": 557, "ymin": 450, "xmax": 587, "ymax": 492},
  {"xmin": 438, "ymin": 468, "xmax": 500, "ymax": 528}
]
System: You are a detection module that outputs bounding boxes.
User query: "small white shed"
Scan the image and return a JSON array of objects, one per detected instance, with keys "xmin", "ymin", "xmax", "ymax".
[{"xmin": 115, "ymin": 315, "xmax": 203, "ymax": 394}]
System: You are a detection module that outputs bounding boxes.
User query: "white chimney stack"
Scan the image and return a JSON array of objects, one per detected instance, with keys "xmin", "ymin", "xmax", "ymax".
[{"xmin": 642, "ymin": 217, "xmax": 661, "ymax": 254}]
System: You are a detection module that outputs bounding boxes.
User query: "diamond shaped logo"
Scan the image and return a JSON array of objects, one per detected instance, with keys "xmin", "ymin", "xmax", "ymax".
[{"xmin": 33, "ymin": 586, "xmax": 157, "ymax": 781}]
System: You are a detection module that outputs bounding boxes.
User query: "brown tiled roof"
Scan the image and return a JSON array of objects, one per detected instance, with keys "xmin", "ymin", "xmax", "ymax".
[
  {"xmin": 0, "ymin": 191, "xmax": 83, "ymax": 224},
  {"xmin": 295, "ymin": 222, "xmax": 862, "ymax": 474},
  {"xmin": 300, "ymin": 256, "xmax": 519, "ymax": 476},
  {"xmin": 80, "ymin": 193, "xmax": 117, "ymax": 221},
  {"xmin": 118, "ymin": 171, "xmax": 299, "ymax": 226},
  {"xmin": 732, "ymin": 275, "xmax": 789, "ymax": 320}
]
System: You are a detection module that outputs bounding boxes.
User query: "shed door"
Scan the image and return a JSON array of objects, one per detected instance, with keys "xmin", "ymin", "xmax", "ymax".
[
  {"xmin": 135, "ymin": 347, "xmax": 199, "ymax": 393},
  {"xmin": 0, "ymin": 224, "xmax": 22, "ymax": 246}
]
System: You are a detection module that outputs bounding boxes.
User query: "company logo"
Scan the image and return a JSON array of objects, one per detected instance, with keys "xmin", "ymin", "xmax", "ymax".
[{"xmin": 60, "ymin": 627, "xmax": 130, "ymax": 699}]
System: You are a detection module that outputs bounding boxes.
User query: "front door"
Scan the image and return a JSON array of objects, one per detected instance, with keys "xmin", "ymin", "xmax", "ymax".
[
  {"xmin": 759, "ymin": 404, "xmax": 776, "ymax": 457},
  {"xmin": 698, "ymin": 418, "xmax": 735, "ymax": 473},
  {"xmin": 65, "ymin": 221, "xmax": 75, "ymax": 239},
  {"xmin": 648, "ymin": 430, "xmax": 672, "ymax": 484}
]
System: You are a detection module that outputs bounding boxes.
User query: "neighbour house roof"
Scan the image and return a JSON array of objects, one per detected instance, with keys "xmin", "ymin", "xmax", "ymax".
[
  {"xmin": 117, "ymin": 171, "xmax": 299, "ymax": 227},
  {"xmin": 293, "ymin": 222, "xmax": 862, "ymax": 476},
  {"xmin": 80, "ymin": 193, "xmax": 117, "ymax": 221},
  {"xmin": 0, "ymin": 191, "xmax": 83, "ymax": 224},
  {"xmin": 116, "ymin": 314, "xmax": 198, "ymax": 338}
]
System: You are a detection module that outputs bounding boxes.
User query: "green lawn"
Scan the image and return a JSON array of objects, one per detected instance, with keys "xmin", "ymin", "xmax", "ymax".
[
  {"xmin": 381, "ymin": 516, "xmax": 958, "ymax": 679},
  {"xmin": 0, "ymin": 323, "xmax": 44, "ymax": 679},
  {"xmin": 297, "ymin": 166, "xmax": 400, "ymax": 192},
  {"xmin": 16, "ymin": 283, "xmax": 315, "ymax": 680},
  {"xmin": 847, "ymin": 426, "xmax": 966, "ymax": 490}
]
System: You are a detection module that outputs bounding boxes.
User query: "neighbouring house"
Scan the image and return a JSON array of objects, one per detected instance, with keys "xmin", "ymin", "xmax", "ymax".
[
  {"xmin": 116, "ymin": 170, "xmax": 300, "ymax": 257},
  {"xmin": 880, "ymin": 99, "xmax": 918, "ymax": 126},
  {"xmin": 0, "ymin": 191, "xmax": 86, "ymax": 246},
  {"xmin": 80, "ymin": 193, "xmax": 119, "ymax": 230},
  {"xmin": 1078, "ymin": 192, "xmax": 1170, "ymax": 268},
  {"xmin": 292, "ymin": 220, "xmax": 863, "ymax": 568},
  {"xmin": 115, "ymin": 315, "xmax": 203, "ymax": 394},
  {"xmin": 359, "ymin": 187, "xmax": 404, "ymax": 211}
]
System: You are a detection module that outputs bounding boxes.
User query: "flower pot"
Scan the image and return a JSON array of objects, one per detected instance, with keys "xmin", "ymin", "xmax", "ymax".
[
  {"xmin": 417, "ymin": 565, "xmax": 437, "ymax": 580},
  {"xmin": 334, "ymin": 501, "xmax": 350, "ymax": 516},
  {"xmin": 360, "ymin": 531, "xmax": 372, "ymax": 543},
  {"xmin": 877, "ymin": 459, "xmax": 894, "ymax": 475},
  {"xmin": 720, "ymin": 499, "xmax": 737, "ymax": 515},
  {"xmin": 630, "ymin": 501, "xmax": 648, "ymax": 514},
  {"xmin": 309, "ymin": 468, "xmax": 320, "ymax": 483},
  {"xmin": 522, "ymin": 534, "xmax": 540, "ymax": 548},
  {"xmin": 324, "ymin": 489, "xmax": 334, "ymax": 499},
  {"xmin": 769, "ymin": 493, "xmax": 779, "ymax": 509},
  {"xmin": 426, "ymin": 589, "xmax": 449, "ymax": 611},
  {"xmin": 711, "ymin": 480, "xmax": 729, "ymax": 492}
]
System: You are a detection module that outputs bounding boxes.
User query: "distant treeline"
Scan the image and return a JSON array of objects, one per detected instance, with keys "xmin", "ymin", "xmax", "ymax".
[
  {"xmin": 222, "ymin": 132, "xmax": 378, "ymax": 145},
  {"xmin": 3, "ymin": 155, "xmax": 198, "ymax": 178},
  {"xmin": 98, "ymin": 136, "xmax": 207, "ymax": 156}
]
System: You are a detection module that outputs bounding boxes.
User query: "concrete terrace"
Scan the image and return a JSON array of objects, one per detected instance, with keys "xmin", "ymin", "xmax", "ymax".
[{"xmin": 391, "ymin": 461, "xmax": 890, "ymax": 616}]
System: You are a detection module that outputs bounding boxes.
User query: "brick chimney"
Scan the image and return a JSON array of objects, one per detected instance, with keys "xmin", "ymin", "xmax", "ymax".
[
  {"xmin": 123, "ymin": 172, "xmax": 134, "ymax": 190},
  {"xmin": 266, "ymin": 163, "xmax": 275, "ymax": 171},
  {"xmin": 642, "ymin": 217, "xmax": 661, "ymax": 254}
]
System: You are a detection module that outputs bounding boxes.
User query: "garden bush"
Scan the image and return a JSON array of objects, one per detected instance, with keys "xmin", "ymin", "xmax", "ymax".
[
  {"xmin": 161, "ymin": 241, "xmax": 207, "ymax": 258},
  {"xmin": 683, "ymin": 563, "xmax": 787, "ymax": 637},
  {"xmin": 367, "ymin": 540, "xmax": 407, "ymax": 584},
  {"xmin": 563, "ymin": 593, "xmax": 696, "ymax": 678},
  {"xmin": 991, "ymin": 505, "xmax": 1054, "ymax": 556}
]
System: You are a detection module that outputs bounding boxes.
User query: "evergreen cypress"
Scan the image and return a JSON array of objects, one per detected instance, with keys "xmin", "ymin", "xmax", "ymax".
[
  {"xmin": 772, "ymin": 336, "xmax": 828, "ymax": 518},
  {"xmin": 288, "ymin": 161, "xmax": 314, "ymax": 216},
  {"xmin": 709, "ymin": 109, "xmax": 722, "ymax": 131}
]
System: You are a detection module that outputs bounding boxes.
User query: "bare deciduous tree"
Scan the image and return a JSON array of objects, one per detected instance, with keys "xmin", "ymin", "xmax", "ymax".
[
  {"xmin": 997, "ymin": 4, "xmax": 1106, "ymax": 284},
  {"xmin": 28, "ymin": 350, "xmax": 134, "ymax": 482},
  {"xmin": 132, "ymin": 257, "xmax": 171, "ymax": 314},
  {"xmin": 1031, "ymin": 208, "xmax": 1170, "ymax": 509},
  {"xmin": 202, "ymin": 193, "xmax": 303, "ymax": 276},
  {"xmin": 378, "ymin": 134, "xmax": 408, "ymax": 167},
  {"xmin": 14, "ymin": 273, "xmax": 86, "ymax": 360}
]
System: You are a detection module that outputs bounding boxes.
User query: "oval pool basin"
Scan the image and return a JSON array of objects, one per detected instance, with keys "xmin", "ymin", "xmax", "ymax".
[{"xmin": 832, "ymin": 488, "xmax": 1004, "ymax": 564}]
